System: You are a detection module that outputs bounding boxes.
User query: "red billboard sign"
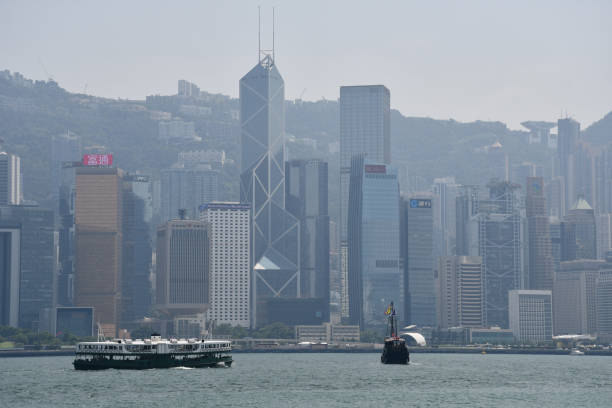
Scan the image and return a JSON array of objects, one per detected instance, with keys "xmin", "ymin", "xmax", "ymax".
[{"xmin": 82, "ymin": 154, "xmax": 113, "ymax": 167}]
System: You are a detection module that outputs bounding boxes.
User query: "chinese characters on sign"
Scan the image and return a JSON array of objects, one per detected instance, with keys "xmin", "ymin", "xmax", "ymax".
[{"xmin": 82, "ymin": 154, "xmax": 113, "ymax": 167}]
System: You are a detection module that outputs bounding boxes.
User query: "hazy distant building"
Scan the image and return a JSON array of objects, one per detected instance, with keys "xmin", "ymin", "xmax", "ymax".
[
  {"xmin": 596, "ymin": 214, "xmax": 612, "ymax": 260},
  {"xmin": 158, "ymin": 120, "xmax": 198, "ymax": 141},
  {"xmin": 471, "ymin": 181, "xmax": 523, "ymax": 328},
  {"xmin": 0, "ymin": 225, "xmax": 20, "ymax": 327},
  {"xmin": 0, "ymin": 206, "xmax": 56, "ymax": 330},
  {"xmin": 285, "ymin": 159, "xmax": 330, "ymax": 321},
  {"xmin": 554, "ymin": 260, "xmax": 601, "ymax": 335},
  {"xmin": 0, "ymin": 151, "xmax": 22, "ymax": 206},
  {"xmin": 178, "ymin": 79, "xmax": 200, "ymax": 97},
  {"xmin": 122, "ymin": 174, "xmax": 153, "ymax": 326},
  {"xmin": 51, "ymin": 131, "xmax": 81, "ymax": 204},
  {"xmin": 239, "ymin": 53, "xmax": 300, "ymax": 327},
  {"xmin": 437, "ymin": 256, "xmax": 484, "ymax": 329},
  {"xmin": 432, "ymin": 177, "xmax": 458, "ymax": 258},
  {"xmin": 401, "ymin": 195, "xmax": 435, "ymax": 326},
  {"xmin": 347, "ymin": 156, "xmax": 401, "ymax": 327},
  {"xmin": 160, "ymin": 167, "xmax": 218, "ymax": 221},
  {"xmin": 200, "ymin": 203, "xmax": 250, "ymax": 327},
  {"xmin": 156, "ymin": 219, "xmax": 210, "ymax": 317},
  {"xmin": 562, "ymin": 196, "xmax": 597, "ymax": 260},
  {"xmin": 557, "ymin": 118, "xmax": 580, "ymax": 216},
  {"xmin": 74, "ymin": 167, "xmax": 124, "ymax": 337},
  {"xmin": 339, "ymin": 85, "xmax": 390, "ymax": 318},
  {"xmin": 526, "ymin": 177, "xmax": 554, "ymax": 290},
  {"xmin": 597, "ymin": 269, "xmax": 612, "ymax": 340},
  {"xmin": 509, "ymin": 290, "xmax": 553, "ymax": 343}
]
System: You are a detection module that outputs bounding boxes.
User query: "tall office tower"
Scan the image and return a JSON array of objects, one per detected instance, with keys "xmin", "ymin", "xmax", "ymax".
[
  {"xmin": 597, "ymin": 268, "xmax": 612, "ymax": 340},
  {"xmin": 455, "ymin": 185, "xmax": 480, "ymax": 257},
  {"xmin": 432, "ymin": 177, "xmax": 458, "ymax": 258},
  {"xmin": 50, "ymin": 131, "xmax": 81, "ymax": 204},
  {"xmin": 596, "ymin": 214, "xmax": 612, "ymax": 260},
  {"xmin": 485, "ymin": 144, "xmax": 510, "ymax": 184},
  {"xmin": 400, "ymin": 195, "xmax": 435, "ymax": 326},
  {"xmin": 546, "ymin": 177, "xmax": 565, "ymax": 218},
  {"xmin": 437, "ymin": 256, "xmax": 484, "ymax": 329},
  {"xmin": 549, "ymin": 217, "xmax": 562, "ymax": 273},
  {"xmin": 155, "ymin": 219, "xmax": 210, "ymax": 324},
  {"xmin": 477, "ymin": 181, "xmax": 523, "ymax": 328},
  {"xmin": 339, "ymin": 85, "xmax": 390, "ymax": 318},
  {"xmin": 347, "ymin": 156, "xmax": 401, "ymax": 327},
  {"xmin": 239, "ymin": 53, "xmax": 300, "ymax": 327},
  {"xmin": 526, "ymin": 177, "xmax": 554, "ymax": 290},
  {"xmin": 57, "ymin": 177, "xmax": 76, "ymax": 306},
  {"xmin": 562, "ymin": 196, "xmax": 597, "ymax": 260},
  {"xmin": 0, "ymin": 206, "xmax": 56, "ymax": 330},
  {"xmin": 285, "ymin": 159, "xmax": 330, "ymax": 321},
  {"xmin": 74, "ymin": 167, "xmax": 124, "ymax": 337},
  {"xmin": 557, "ymin": 118, "xmax": 580, "ymax": 215},
  {"xmin": 554, "ymin": 260, "xmax": 602, "ymax": 335},
  {"xmin": 574, "ymin": 141, "xmax": 596, "ymax": 207},
  {"xmin": 200, "ymin": 203, "xmax": 250, "ymax": 327},
  {"xmin": 0, "ymin": 151, "xmax": 22, "ymax": 205},
  {"xmin": 121, "ymin": 174, "xmax": 153, "ymax": 326},
  {"xmin": 508, "ymin": 290, "xmax": 553, "ymax": 343},
  {"xmin": 0, "ymin": 225, "xmax": 20, "ymax": 327},
  {"xmin": 160, "ymin": 166, "xmax": 218, "ymax": 221},
  {"xmin": 595, "ymin": 144, "xmax": 612, "ymax": 214}
]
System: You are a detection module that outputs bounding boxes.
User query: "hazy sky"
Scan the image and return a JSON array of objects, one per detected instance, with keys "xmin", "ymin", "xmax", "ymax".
[{"xmin": 1, "ymin": 0, "xmax": 610, "ymax": 129}]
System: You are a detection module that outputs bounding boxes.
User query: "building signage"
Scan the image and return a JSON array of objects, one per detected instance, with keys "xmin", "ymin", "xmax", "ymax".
[
  {"xmin": 364, "ymin": 164, "xmax": 386, "ymax": 174},
  {"xmin": 82, "ymin": 154, "xmax": 113, "ymax": 167},
  {"xmin": 410, "ymin": 199, "xmax": 432, "ymax": 209}
]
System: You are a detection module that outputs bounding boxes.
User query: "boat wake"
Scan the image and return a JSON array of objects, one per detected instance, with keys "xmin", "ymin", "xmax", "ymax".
[{"xmin": 173, "ymin": 366, "xmax": 195, "ymax": 370}]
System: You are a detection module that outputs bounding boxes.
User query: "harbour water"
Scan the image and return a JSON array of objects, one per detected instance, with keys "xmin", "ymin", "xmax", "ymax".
[{"xmin": 2, "ymin": 353, "xmax": 611, "ymax": 407}]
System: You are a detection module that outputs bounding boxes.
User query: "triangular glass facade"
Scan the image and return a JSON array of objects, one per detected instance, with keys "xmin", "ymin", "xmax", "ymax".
[{"xmin": 240, "ymin": 56, "xmax": 300, "ymax": 326}]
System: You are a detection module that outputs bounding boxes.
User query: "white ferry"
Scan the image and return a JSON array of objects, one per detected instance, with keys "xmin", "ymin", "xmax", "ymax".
[{"xmin": 73, "ymin": 334, "xmax": 232, "ymax": 370}]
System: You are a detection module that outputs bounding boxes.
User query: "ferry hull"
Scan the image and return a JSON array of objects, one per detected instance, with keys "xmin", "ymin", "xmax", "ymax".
[{"xmin": 73, "ymin": 354, "xmax": 232, "ymax": 370}]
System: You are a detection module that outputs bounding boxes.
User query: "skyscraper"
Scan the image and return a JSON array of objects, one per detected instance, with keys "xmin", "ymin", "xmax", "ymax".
[
  {"xmin": 0, "ymin": 205, "xmax": 56, "ymax": 330},
  {"xmin": 432, "ymin": 177, "xmax": 459, "ymax": 258},
  {"xmin": 200, "ymin": 203, "xmax": 250, "ymax": 327},
  {"xmin": 285, "ymin": 159, "xmax": 330, "ymax": 321},
  {"xmin": 339, "ymin": 85, "xmax": 390, "ymax": 318},
  {"xmin": 347, "ymin": 156, "xmax": 401, "ymax": 327},
  {"xmin": 557, "ymin": 118, "xmax": 580, "ymax": 215},
  {"xmin": 400, "ymin": 195, "xmax": 435, "ymax": 326},
  {"xmin": 437, "ymin": 256, "xmax": 484, "ymax": 329},
  {"xmin": 554, "ymin": 259, "xmax": 601, "ymax": 335},
  {"xmin": 160, "ymin": 166, "xmax": 218, "ymax": 222},
  {"xmin": 155, "ymin": 218, "xmax": 210, "ymax": 335},
  {"xmin": 562, "ymin": 196, "xmax": 597, "ymax": 260},
  {"xmin": 526, "ymin": 176, "xmax": 554, "ymax": 290},
  {"xmin": 0, "ymin": 151, "xmax": 21, "ymax": 206},
  {"xmin": 0, "ymin": 225, "xmax": 20, "ymax": 327},
  {"xmin": 239, "ymin": 54, "xmax": 300, "ymax": 327},
  {"xmin": 74, "ymin": 167, "xmax": 124, "ymax": 337},
  {"xmin": 509, "ymin": 290, "xmax": 553, "ymax": 343},
  {"xmin": 469, "ymin": 181, "xmax": 523, "ymax": 328},
  {"xmin": 122, "ymin": 174, "xmax": 153, "ymax": 326}
]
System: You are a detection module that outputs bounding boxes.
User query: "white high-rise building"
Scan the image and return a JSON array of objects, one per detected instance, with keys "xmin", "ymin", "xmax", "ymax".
[
  {"xmin": 200, "ymin": 203, "xmax": 250, "ymax": 327},
  {"xmin": 0, "ymin": 151, "xmax": 22, "ymax": 206},
  {"xmin": 509, "ymin": 290, "xmax": 553, "ymax": 343}
]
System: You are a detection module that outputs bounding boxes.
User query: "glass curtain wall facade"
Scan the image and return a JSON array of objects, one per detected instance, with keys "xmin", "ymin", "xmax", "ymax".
[
  {"xmin": 239, "ymin": 55, "xmax": 300, "ymax": 327},
  {"xmin": 347, "ymin": 156, "xmax": 401, "ymax": 328},
  {"xmin": 285, "ymin": 159, "xmax": 330, "ymax": 321},
  {"xmin": 339, "ymin": 85, "xmax": 390, "ymax": 318}
]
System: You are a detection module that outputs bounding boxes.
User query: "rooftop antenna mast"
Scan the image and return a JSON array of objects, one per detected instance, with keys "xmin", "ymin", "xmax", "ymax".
[
  {"xmin": 258, "ymin": 6, "xmax": 261, "ymax": 63},
  {"xmin": 272, "ymin": 7, "xmax": 275, "ymax": 62}
]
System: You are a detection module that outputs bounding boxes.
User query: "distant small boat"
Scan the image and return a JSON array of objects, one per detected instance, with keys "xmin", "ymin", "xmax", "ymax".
[
  {"xmin": 569, "ymin": 348, "xmax": 584, "ymax": 356},
  {"xmin": 380, "ymin": 302, "xmax": 409, "ymax": 365}
]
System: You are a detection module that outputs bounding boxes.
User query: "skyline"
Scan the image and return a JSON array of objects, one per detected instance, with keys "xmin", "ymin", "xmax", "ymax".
[{"xmin": 1, "ymin": 0, "xmax": 610, "ymax": 130}]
